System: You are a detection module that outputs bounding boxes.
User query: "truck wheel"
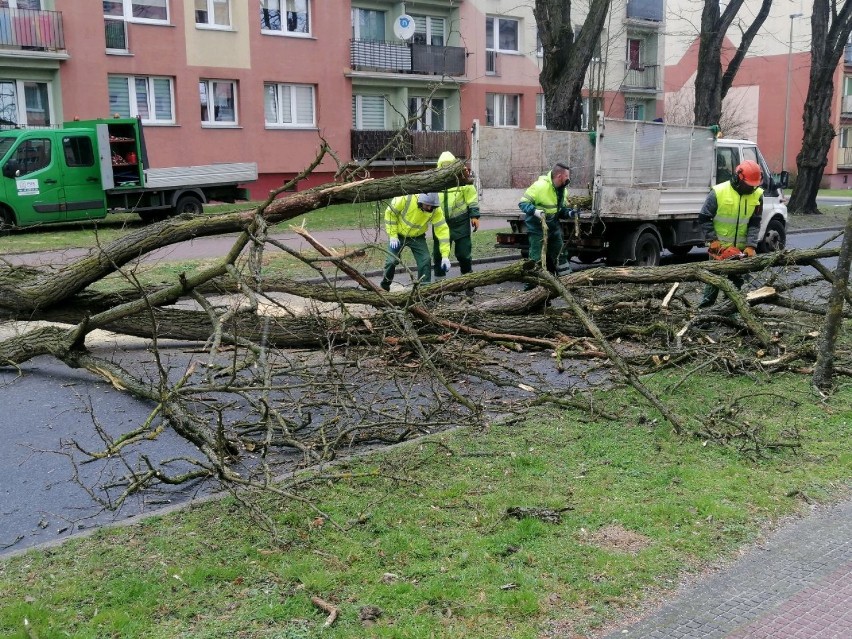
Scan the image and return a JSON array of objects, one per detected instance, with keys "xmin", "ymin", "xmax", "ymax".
[
  {"xmin": 758, "ymin": 218, "xmax": 786, "ymax": 253},
  {"xmin": 175, "ymin": 195, "xmax": 204, "ymax": 215},
  {"xmin": 667, "ymin": 245, "xmax": 693, "ymax": 257},
  {"xmin": 633, "ymin": 232, "xmax": 661, "ymax": 267}
]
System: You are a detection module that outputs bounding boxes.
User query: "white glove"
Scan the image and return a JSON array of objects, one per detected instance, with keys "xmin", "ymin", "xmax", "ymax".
[
  {"xmin": 440, "ymin": 258, "xmax": 451, "ymax": 274},
  {"xmin": 389, "ymin": 237, "xmax": 400, "ymax": 250},
  {"xmin": 533, "ymin": 209, "xmax": 544, "ymax": 220}
]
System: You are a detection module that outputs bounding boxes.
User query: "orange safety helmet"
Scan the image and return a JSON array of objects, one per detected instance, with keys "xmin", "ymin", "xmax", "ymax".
[{"xmin": 732, "ymin": 160, "xmax": 762, "ymax": 187}]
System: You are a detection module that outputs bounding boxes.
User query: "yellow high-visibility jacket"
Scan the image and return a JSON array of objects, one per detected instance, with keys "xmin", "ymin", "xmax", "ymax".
[{"xmin": 384, "ymin": 195, "xmax": 450, "ymax": 258}]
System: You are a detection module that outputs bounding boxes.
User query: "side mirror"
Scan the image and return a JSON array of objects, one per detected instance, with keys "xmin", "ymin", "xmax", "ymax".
[
  {"xmin": 778, "ymin": 171, "xmax": 789, "ymax": 189},
  {"xmin": 2, "ymin": 159, "xmax": 19, "ymax": 179}
]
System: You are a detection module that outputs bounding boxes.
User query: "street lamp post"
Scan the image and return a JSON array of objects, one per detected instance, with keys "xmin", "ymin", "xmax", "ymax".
[{"xmin": 782, "ymin": 12, "xmax": 804, "ymax": 174}]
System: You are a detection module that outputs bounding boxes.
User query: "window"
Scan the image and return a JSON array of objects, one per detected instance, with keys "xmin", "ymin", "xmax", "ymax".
[
  {"xmin": 103, "ymin": 0, "xmax": 169, "ymax": 23},
  {"xmin": 11, "ymin": 138, "xmax": 51, "ymax": 176},
  {"xmin": 200, "ymin": 80, "xmax": 237, "ymax": 125},
  {"xmin": 486, "ymin": 16, "xmax": 519, "ymax": 53},
  {"xmin": 264, "ymin": 83, "xmax": 315, "ymax": 127},
  {"xmin": 63, "ymin": 136, "xmax": 95, "ymax": 168},
  {"xmin": 351, "ymin": 8, "xmax": 385, "ymax": 41},
  {"xmin": 842, "ymin": 127, "xmax": 852, "ymax": 148},
  {"xmin": 2, "ymin": 1, "xmax": 42, "ymax": 9},
  {"xmin": 109, "ymin": 75, "xmax": 174, "ymax": 124},
  {"xmin": 581, "ymin": 97, "xmax": 602, "ymax": 131},
  {"xmin": 408, "ymin": 97, "xmax": 444, "ymax": 131},
  {"xmin": 0, "ymin": 80, "xmax": 53, "ymax": 128},
  {"xmin": 625, "ymin": 99, "xmax": 645, "ymax": 121},
  {"xmin": 485, "ymin": 93, "xmax": 518, "ymax": 127},
  {"xmin": 352, "ymin": 95, "xmax": 385, "ymax": 130},
  {"xmin": 195, "ymin": 0, "xmax": 230, "ymax": 28},
  {"xmin": 260, "ymin": 0, "xmax": 309, "ymax": 35},
  {"xmin": 412, "ymin": 15, "xmax": 444, "ymax": 46},
  {"xmin": 536, "ymin": 94, "xmax": 546, "ymax": 129}
]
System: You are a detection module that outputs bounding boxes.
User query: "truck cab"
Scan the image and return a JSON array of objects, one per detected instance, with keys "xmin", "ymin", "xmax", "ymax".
[{"xmin": 0, "ymin": 127, "xmax": 107, "ymax": 229}]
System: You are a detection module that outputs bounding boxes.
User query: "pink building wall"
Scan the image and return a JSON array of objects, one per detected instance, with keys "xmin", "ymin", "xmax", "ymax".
[{"xmin": 56, "ymin": 0, "xmax": 352, "ymax": 199}]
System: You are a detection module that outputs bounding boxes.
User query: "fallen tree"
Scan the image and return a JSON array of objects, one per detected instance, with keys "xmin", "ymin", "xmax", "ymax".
[{"xmin": 0, "ymin": 156, "xmax": 848, "ymax": 514}]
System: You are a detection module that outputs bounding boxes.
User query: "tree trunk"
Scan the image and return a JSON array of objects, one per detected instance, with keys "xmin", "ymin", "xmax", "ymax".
[
  {"xmin": 813, "ymin": 211, "xmax": 852, "ymax": 388},
  {"xmin": 789, "ymin": 1, "xmax": 852, "ymax": 215}
]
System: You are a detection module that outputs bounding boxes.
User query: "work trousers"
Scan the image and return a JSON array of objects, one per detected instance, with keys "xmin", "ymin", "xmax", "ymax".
[
  {"xmin": 526, "ymin": 212, "xmax": 564, "ymax": 274},
  {"xmin": 699, "ymin": 274, "xmax": 745, "ymax": 308},
  {"xmin": 382, "ymin": 234, "xmax": 431, "ymax": 288},
  {"xmin": 433, "ymin": 217, "xmax": 473, "ymax": 278}
]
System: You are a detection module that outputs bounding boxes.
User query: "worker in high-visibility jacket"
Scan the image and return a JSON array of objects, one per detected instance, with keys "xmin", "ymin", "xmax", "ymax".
[
  {"xmin": 697, "ymin": 159, "xmax": 764, "ymax": 308},
  {"xmin": 381, "ymin": 192, "xmax": 451, "ymax": 292},
  {"xmin": 432, "ymin": 151, "xmax": 480, "ymax": 283},
  {"xmin": 518, "ymin": 162, "xmax": 574, "ymax": 290}
]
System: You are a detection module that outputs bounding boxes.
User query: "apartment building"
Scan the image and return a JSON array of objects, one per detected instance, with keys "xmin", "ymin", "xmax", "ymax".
[{"xmin": 0, "ymin": 1, "xmax": 666, "ymax": 198}]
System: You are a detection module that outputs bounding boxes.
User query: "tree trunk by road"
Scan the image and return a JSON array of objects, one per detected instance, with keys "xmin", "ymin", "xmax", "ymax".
[{"xmin": 789, "ymin": 1, "xmax": 852, "ymax": 215}]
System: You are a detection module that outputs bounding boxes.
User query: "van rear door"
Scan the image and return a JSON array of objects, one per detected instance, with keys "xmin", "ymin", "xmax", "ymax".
[{"xmin": 60, "ymin": 132, "xmax": 107, "ymax": 221}]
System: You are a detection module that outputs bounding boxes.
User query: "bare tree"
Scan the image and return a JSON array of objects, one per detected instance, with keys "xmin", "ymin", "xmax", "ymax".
[
  {"xmin": 789, "ymin": 1, "xmax": 852, "ymax": 215},
  {"xmin": 534, "ymin": 0, "xmax": 612, "ymax": 131},
  {"xmin": 693, "ymin": 0, "xmax": 773, "ymax": 126}
]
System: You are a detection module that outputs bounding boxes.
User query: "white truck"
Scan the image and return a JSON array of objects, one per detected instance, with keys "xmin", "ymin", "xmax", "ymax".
[{"xmin": 486, "ymin": 115, "xmax": 788, "ymax": 266}]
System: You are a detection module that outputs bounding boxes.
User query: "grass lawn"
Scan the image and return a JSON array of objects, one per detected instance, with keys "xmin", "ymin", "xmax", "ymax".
[{"xmin": 1, "ymin": 371, "xmax": 850, "ymax": 638}]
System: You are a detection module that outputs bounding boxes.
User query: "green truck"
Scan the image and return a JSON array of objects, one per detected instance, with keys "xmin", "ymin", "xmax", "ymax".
[{"xmin": 0, "ymin": 117, "xmax": 257, "ymax": 229}]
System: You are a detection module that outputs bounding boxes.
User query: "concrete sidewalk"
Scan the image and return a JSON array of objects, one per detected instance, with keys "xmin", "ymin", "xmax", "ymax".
[{"xmin": 601, "ymin": 497, "xmax": 852, "ymax": 638}]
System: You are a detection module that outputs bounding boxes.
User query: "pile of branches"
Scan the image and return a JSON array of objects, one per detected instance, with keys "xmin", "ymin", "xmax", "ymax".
[{"xmin": 0, "ymin": 157, "xmax": 849, "ymax": 508}]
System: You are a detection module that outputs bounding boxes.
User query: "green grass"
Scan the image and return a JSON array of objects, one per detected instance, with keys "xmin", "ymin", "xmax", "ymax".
[{"xmin": 1, "ymin": 372, "xmax": 849, "ymax": 638}]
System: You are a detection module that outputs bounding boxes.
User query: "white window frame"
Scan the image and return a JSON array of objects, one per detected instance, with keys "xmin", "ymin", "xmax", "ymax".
[
  {"xmin": 351, "ymin": 7, "xmax": 385, "ymax": 41},
  {"xmin": 0, "ymin": 79, "xmax": 54, "ymax": 128},
  {"xmin": 260, "ymin": 0, "xmax": 311, "ymax": 38},
  {"xmin": 199, "ymin": 79, "xmax": 238, "ymax": 127},
  {"xmin": 486, "ymin": 16, "xmax": 519, "ymax": 54},
  {"xmin": 412, "ymin": 15, "xmax": 445, "ymax": 47},
  {"xmin": 535, "ymin": 93, "xmax": 546, "ymax": 129},
  {"xmin": 408, "ymin": 96, "xmax": 445, "ymax": 132},
  {"xmin": 103, "ymin": 0, "xmax": 170, "ymax": 25},
  {"xmin": 352, "ymin": 94, "xmax": 386, "ymax": 130},
  {"xmin": 264, "ymin": 83, "xmax": 315, "ymax": 129},
  {"xmin": 624, "ymin": 99, "xmax": 645, "ymax": 121},
  {"xmin": 486, "ymin": 93, "xmax": 519, "ymax": 128},
  {"xmin": 4, "ymin": 1, "xmax": 43, "ymax": 9},
  {"xmin": 108, "ymin": 75, "xmax": 175, "ymax": 125},
  {"xmin": 195, "ymin": 0, "xmax": 231, "ymax": 30}
]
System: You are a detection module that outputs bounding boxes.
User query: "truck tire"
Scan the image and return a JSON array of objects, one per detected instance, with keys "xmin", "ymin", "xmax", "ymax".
[
  {"xmin": 633, "ymin": 231, "xmax": 662, "ymax": 267},
  {"xmin": 758, "ymin": 218, "xmax": 786, "ymax": 253},
  {"xmin": 174, "ymin": 194, "xmax": 204, "ymax": 215},
  {"xmin": 667, "ymin": 245, "xmax": 693, "ymax": 257}
]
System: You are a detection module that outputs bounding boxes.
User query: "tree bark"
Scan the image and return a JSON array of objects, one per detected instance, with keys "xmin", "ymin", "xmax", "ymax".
[
  {"xmin": 813, "ymin": 211, "xmax": 852, "ymax": 388},
  {"xmin": 789, "ymin": 1, "xmax": 852, "ymax": 215}
]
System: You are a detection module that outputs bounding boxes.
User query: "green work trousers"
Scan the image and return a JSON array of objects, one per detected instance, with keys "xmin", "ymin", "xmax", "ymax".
[
  {"xmin": 526, "ymin": 212, "xmax": 564, "ymax": 274},
  {"xmin": 699, "ymin": 274, "xmax": 745, "ymax": 308},
  {"xmin": 382, "ymin": 234, "xmax": 432, "ymax": 288},
  {"xmin": 433, "ymin": 216, "xmax": 472, "ymax": 278}
]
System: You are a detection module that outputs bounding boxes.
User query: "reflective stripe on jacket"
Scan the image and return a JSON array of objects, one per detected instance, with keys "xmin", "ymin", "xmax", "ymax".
[
  {"xmin": 711, "ymin": 182, "xmax": 763, "ymax": 250},
  {"xmin": 384, "ymin": 195, "xmax": 451, "ymax": 257},
  {"xmin": 519, "ymin": 171, "xmax": 567, "ymax": 217}
]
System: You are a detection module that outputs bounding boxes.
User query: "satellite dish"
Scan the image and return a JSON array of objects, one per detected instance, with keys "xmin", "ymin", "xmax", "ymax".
[{"xmin": 393, "ymin": 14, "xmax": 415, "ymax": 40}]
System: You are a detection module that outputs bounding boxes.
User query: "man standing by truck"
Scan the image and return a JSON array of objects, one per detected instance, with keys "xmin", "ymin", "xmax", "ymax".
[
  {"xmin": 432, "ymin": 152, "xmax": 480, "ymax": 289},
  {"xmin": 518, "ymin": 162, "xmax": 574, "ymax": 290},
  {"xmin": 697, "ymin": 160, "xmax": 764, "ymax": 308}
]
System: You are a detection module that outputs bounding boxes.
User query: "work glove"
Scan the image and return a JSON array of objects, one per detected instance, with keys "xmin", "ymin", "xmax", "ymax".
[
  {"xmin": 533, "ymin": 209, "xmax": 544, "ymax": 220},
  {"xmin": 708, "ymin": 239, "xmax": 722, "ymax": 255},
  {"xmin": 440, "ymin": 258, "xmax": 452, "ymax": 274},
  {"xmin": 389, "ymin": 237, "xmax": 400, "ymax": 251},
  {"xmin": 470, "ymin": 217, "xmax": 480, "ymax": 232},
  {"xmin": 743, "ymin": 246, "xmax": 756, "ymax": 258}
]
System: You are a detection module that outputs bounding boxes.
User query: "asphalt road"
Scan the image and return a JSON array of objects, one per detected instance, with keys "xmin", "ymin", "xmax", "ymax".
[{"xmin": 0, "ymin": 229, "xmax": 843, "ymax": 557}]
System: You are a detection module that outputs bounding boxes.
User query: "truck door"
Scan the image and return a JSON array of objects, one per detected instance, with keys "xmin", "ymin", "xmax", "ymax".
[
  {"xmin": 61, "ymin": 132, "xmax": 107, "ymax": 221},
  {"xmin": 0, "ymin": 135, "xmax": 64, "ymax": 226}
]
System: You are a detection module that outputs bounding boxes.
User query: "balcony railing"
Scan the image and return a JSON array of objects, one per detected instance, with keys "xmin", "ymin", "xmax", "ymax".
[
  {"xmin": 838, "ymin": 146, "xmax": 852, "ymax": 168},
  {"xmin": 843, "ymin": 95, "xmax": 852, "ymax": 114},
  {"xmin": 0, "ymin": 7, "xmax": 64, "ymax": 53},
  {"xmin": 350, "ymin": 40, "xmax": 465, "ymax": 76},
  {"xmin": 105, "ymin": 18, "xmax": 128, "ymax": 51},
  {"xmin": 351, "ymin": 129, "xmax": 467, "ymax": 162},
  {"xmin": 622, "ymin": 64, "xmax": 659, "ymax": 90}
]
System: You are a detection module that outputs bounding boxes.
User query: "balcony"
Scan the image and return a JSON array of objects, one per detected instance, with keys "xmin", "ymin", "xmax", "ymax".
[
  {"xmin": 626, "ymin": 0, "xmax": 664, "ymax": 22},
  {"xmin": 351, "ymin": 129, "xmax": 468, "ymax": 163},
  {"xmin": 838, "ymin": 146, "xmax": 852, "ymax": 168},
  {"xmin": 350, "ymin": 40, "xmax": 465, "ymax": 76},
  {"xmin": 621, "ymin": 64, "xmax": 659, "ymax": 91},
  {"xmin": 0, "ymin": 7, "xmax": 64, "ymax": 53},
  {"xmin": 105, "ymin": 18, "xmax": 128, "ymax": 51}
]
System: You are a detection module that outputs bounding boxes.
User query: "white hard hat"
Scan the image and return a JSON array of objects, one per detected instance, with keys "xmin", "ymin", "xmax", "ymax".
[{"xmin": 418, "ymin": 192, "xmax": 440, "ymax": 208}]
